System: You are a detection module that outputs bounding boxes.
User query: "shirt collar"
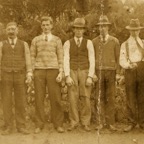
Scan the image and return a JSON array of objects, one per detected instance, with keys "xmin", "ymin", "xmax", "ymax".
[
  {"xmin": 8, "ymin": 37, "xmax": 17, "ymax": 45},
  {"xmin": 74, "ymin": 36, "xmax": 83, "ymax": 43},
  {"xmin": 100, "ymin": 34, "xmax": 109, "ymax": 42},
  {"xmin": 129, "ymin": 36, "xmax": 144, "ymax": 48},
  {"xmin": 42, "ymin": 32, "xmax": 53, "ymax": 41},
  {"xmin": 129, "ymin": 36, "xmax": 139, "ymax": 40}
]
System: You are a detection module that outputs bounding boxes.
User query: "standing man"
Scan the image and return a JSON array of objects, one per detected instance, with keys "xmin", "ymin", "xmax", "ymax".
[
  {"xmin": 30, "ymin": 16, "xmax": 64, "ymax": 133},
  {"xmin": 120, "ymin": 19, "xmax": 144, "ymax": 132},
  {"xmin": 64, "ymin": 18, "xmax": 95, "ymax": 132},
  {"xmin": 0, "ymin": 22, "xmax": 32, "ymax": 135},
  {"xmin": 92, "ymin": 15, "xmax": 120, "ymax": 131}
]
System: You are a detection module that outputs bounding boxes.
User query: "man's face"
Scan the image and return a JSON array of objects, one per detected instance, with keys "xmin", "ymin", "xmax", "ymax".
[
  {"xmin": 41, "ymin": 20, "xmax": 53, "ymax": 34},
  {"xmin": 6, "ymin": 25, "xmax": 18, "ymax": 39},
  {"xmin": 130, "ymin": 30, "xmax": 140, "ymax": 37},
  {"xmin": 73, "ymin": 27, "xmax": 85, "ymax": 38},
  {"xmin": 99, "ymin": 25, "xmax": 109, "ymax": 36}
]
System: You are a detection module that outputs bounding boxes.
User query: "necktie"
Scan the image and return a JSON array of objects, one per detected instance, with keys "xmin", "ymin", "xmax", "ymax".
[
  {"xmin": 11, "ymin": 39, "xmax": 14, "ymax": 45},
  {"xmin": 45, "ymin": 35, "xmax": 48, "ymax": 41},
  {"xmin": 77, "ymin": 38, "xmax": 80, "ymax": 47}
]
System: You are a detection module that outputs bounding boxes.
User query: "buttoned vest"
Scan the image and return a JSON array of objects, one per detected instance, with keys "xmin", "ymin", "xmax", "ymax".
[
  {"xmin": 69, "ymin": 38, "xmax": 89, "ymax": 70},
  {"xmin": 1, "ymin": 39, "xmax": 26, "ymax": 71}
]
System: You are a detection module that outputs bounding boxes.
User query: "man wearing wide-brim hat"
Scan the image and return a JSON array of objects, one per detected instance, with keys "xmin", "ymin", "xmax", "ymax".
[
  {"xmin": 92, "ymin": 15, "xmax": 121, "ymax": 131},
  {"xmin": 120, "ymin": 19, "xmax": 144, "ymax": 132},
  {"xmin": 63, "ymin": 18, "xmax": 96, "ymax": 131},
  {"xmin": 96, "ymin": 15, "xmax": 111, "ymax": 25}
]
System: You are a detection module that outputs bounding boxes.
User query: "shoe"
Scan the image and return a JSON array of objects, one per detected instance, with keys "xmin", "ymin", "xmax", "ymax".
[
  {"xmin": 67, "ymin": 125, "xmax": 77, "ymax": 131},
  {"xmin": 95, "ymin": 124, "xmax": 103, "ymax": 130},
  {"xmin": 17, "ymin": 128, "xmax": 30, "ymax": 135},
  {"xmin": 1, "ymin": 128, "xmax": 12, "ymax": 135},
  {"xmin": 56, "ymin": 127, "xmax": 65, "ymax": 133},
  {"xmin": 34, "ymin": 127, "xmax": 42, "ymax": 134},
  {"xmin": 124, "ymin": 125, "xmax": 134, "ymax": 132},
  {"xmin": 83, "ymin": 125, "xmax": 91, "ymax": 132}
]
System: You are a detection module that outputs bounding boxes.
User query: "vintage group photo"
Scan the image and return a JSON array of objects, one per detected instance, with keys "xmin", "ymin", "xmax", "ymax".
[{"xmin": 0, "ymin": 0, "xmax": 144, "ymax": 144}]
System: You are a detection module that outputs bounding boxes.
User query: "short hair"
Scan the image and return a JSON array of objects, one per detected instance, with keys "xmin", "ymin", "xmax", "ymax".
[
  {"xmin": 6, "ymin": 22, "xmax": 17, "ymax": 28},
  {"xmin": 41, "ymin": 16, "xmax": 53, "ymax": 24}
]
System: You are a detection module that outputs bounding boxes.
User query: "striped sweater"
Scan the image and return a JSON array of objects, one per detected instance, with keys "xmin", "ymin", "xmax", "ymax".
[{"xmin": 30, "ymin": 34, "xmax": 63, "ymax": 72}]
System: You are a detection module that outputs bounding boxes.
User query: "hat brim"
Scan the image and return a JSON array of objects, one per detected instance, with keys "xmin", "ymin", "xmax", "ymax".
[
  {"xmin": 126, "ymin": 26, "xmax": 144, "ymax": 30},
  {"xmin": 72, "ymin": 25, "xmax": 86, "ymax": 28},
  {"xmin": 96, "ymin": 22, "xmax": 111, "ymax": 25}
]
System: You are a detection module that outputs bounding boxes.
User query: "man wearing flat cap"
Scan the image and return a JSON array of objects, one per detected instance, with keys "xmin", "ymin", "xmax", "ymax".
[
  {"xmin": 30, "ymin": 16, "xmax": 64, "ymax": 133},
  {"xmin": 63, "ymin": 18, "xmax": 95, "ymax": 131},
  {"xmin": 0, "ymin": 22, "xmax": 32, "ymax": 135},
  {"xmin": 92, "ymin": 15, "xmax": 120, "ymax": 131},
  {"xmin": 120, "ymin": 19, "xmax": 144, "ymax": 131}
]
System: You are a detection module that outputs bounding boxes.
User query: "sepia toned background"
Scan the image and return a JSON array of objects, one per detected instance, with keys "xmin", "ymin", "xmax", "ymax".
[{"xmin": 0, "ymin": 0, "xmax": 144, "ymax": 144}]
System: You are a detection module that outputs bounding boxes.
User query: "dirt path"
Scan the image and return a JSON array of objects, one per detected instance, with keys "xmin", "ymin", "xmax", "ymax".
[
  {"xmin": 0, "ymin": 102, "xmax": 144, "ymax": 144},
  {"xmin": 0, "ymin": 127, "xmax": 144, "ymax": 144}
]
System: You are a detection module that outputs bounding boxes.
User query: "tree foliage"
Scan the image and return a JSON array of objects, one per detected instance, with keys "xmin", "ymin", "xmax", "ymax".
[{"xmin": 0, "ymin": 0, "xmax": 144, "ymax": 43}]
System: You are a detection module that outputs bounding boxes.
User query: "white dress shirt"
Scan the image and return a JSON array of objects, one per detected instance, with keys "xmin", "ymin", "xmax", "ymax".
[
  {"xmin": 64, "ymin": 37, "xmax": 95, "ymax": 78},
  {"xmin": 120, "ymin": 36, "xmax": 144, "ymax": 69},
  {"xmin": 100, "ymin": 34, "xmax": 109, "ymax": 42},
  {"xmin": 8, "ymin": 37, "xmax": 17, "ymax": 48}
]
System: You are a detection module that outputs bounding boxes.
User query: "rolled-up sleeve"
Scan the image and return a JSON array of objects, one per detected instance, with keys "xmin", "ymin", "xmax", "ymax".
[
  {"xmin": 63, "ymin": 40, "xmax": 70, "ymax": 77},
  {"xmin": 87, "ymin": 40, "xmax": 95, "ymax": 78},
  {"xmin": 56, "ymin": 38, "xmax": 64, "ymax": 72},
  {"xmin": 119, "ymin": 42, "xmax": 130, "ymax": 69}
]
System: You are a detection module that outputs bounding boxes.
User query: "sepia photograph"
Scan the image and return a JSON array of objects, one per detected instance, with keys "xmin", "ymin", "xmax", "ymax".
[{"xmin": 0, "ymin": 0, "xmax": 144, "ymax": 144}]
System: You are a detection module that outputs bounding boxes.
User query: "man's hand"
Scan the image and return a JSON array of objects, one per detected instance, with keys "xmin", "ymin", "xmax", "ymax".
[
  {"xmin": 116, "ymin": 74, "xmax": 121, "ymax": 81},
  {"xmin": 129, "ymin": 63, "xmax": 137, "ymax": 69},
  {"xmin": 86, "ymin": 77, "xmax": 93, "ymax": 86},
  {"xmin": 25, "ymin": 76, "xmax": 32, "ymax": 85},
  {"xmin": 93, "ymin": 74, "xmax": 98, "ymax": 83},
  {"xmin": 56, "ymin": 72, "xmax": 63, "ymax": 83},
  {"xmin": 66, "ymin": 76, "xmax": 74, "ymax": 86},
  {"xmin": 116, "ymin": 74, "xmax": 125, "ymax": 85}
]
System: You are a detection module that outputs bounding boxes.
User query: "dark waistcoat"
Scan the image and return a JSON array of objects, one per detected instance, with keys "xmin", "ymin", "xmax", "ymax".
[
  {"xmin": 1, "ymin": 39, "xmax": 26, "ymax": 72},
  {"xmin": 69, "ymin": 38, "xmax": 89, "ymax": 70}
]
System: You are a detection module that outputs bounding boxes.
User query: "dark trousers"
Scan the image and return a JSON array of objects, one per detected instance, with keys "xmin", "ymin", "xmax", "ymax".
[
  {"xmin": 95, "ymin": 70, "xmax": 116, "ymax": 126},
  {"xmin": 1, "ymin": 71, "xmax": 26, "ymax": 129},
  {"xmin": 125, "ymin": 62, "xmax": 144, "ymax": 126},
  {"xmin": 34, "ymin": 69, "xmax": 64, "ymax": 128}
]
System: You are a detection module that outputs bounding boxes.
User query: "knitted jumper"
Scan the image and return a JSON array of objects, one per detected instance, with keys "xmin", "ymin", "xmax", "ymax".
[
  {"xmin": 30, "ymin": 34, "xmax": 63, "ymax": 71},
  {"xmin": 92, "ymin": 35, "xmax": 120, "ymax": 71}
]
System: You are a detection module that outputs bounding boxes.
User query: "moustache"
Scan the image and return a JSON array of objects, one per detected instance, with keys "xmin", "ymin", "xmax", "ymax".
[{"xmin": 8, "ymin": 33, "xmax": 14, "ymax": 36}]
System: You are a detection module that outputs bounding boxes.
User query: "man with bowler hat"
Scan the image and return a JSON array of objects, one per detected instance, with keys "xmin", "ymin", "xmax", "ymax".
[
  {"xmin": 120, "ymin": 19, "xmax": 144, "ymax": 131},
  {"xmin": 0, "ymin": 22, "xmax": 32, "ymax": 135},
  {"xmin": 92, "ymin": 15, "xmax": 120, "ymax": 131},
  {"xmin": 63, "ymin": 18, "xmax": 95, "ymax": 131}
]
